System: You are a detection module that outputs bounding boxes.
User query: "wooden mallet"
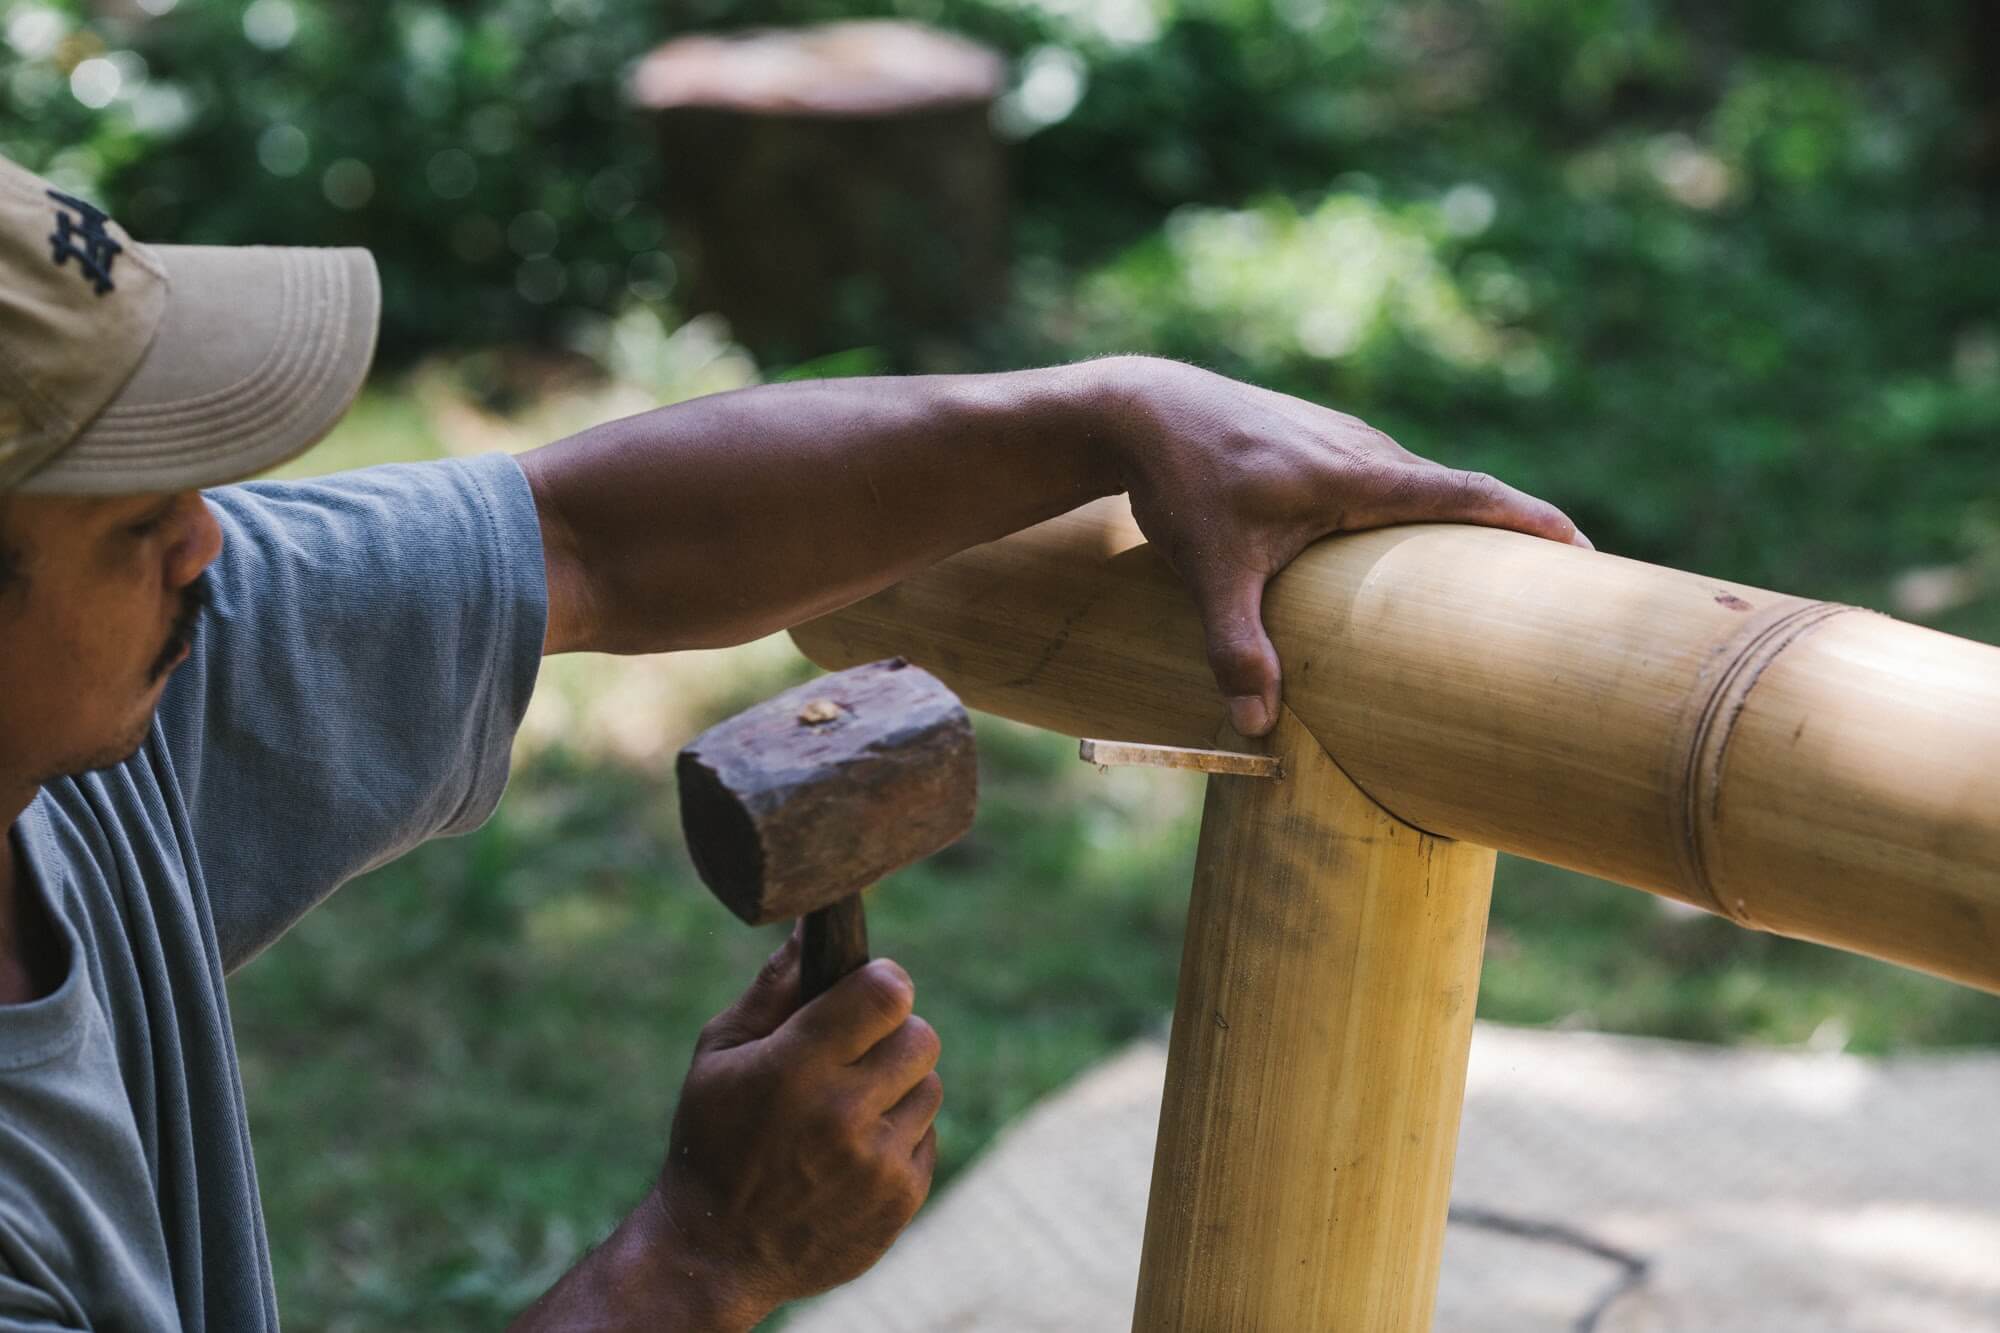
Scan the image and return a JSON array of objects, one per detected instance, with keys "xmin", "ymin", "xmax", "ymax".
[{"xmin": 676, "ymin": 658, "xmax": 977, "ymax": 1002}]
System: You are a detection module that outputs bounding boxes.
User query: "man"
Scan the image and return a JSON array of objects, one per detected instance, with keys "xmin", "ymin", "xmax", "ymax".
[{"xmin": 0, "ymin": 152, "xmax": 1585, "ymax": 1329}]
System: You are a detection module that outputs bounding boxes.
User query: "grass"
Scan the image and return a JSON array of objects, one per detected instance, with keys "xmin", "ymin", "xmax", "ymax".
[{"xmin": 229, "ymin": 376, "xmax": 2000, "ymax": 1330}]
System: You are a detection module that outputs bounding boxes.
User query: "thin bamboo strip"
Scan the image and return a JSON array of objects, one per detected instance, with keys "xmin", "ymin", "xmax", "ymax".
[
  {"xmin": 1133, "ymin": 710, "xmax": 1495, "ymax": 1328},
  {"xmin": 791, "ymin": 497, "xmax": 2000, "ymax": 992},
  {"xmin": 1077, "ymin": 738, "xmax": 1283, "ymax": 779}
]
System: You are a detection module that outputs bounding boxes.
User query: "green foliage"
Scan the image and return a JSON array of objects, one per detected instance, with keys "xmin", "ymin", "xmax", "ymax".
[
  {"xmin": 995, "ymin": 0, "xmax": 2000, "ymax": 590},
  {"xmin": 13, "ymin": 0, "xmax": 1994, "ymax": 421},
  {"xmin": 5, "ymin": 0, "xmax": 673, "ymax": 359}
]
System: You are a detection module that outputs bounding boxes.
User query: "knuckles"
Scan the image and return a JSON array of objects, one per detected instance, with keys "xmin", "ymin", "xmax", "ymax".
[
  {"xmin": 849, "ymin": 959, "xmax": 916, "ymax": 1024},
  {"xmin": 909, "ymin": 1070, "xmax": 944, "ymax": 1118},
  {"xmin": 894, "ymin": 1161, "xmax": 934, "ymax": 1218},
  {"xmin": 872, "ymin": 1141, "xmax": 933, "ymax": 1220},
  {"xmin": 815, "ymin": 1088, "xmax": 873, "ymax": 1149},
  {"xmin": 1204, "ymin": 633, "xmax": 1269, "ymax": 685},
  {"xmin": 1443, "ymin": 468, "xmax": 1503, "ymax": 510},
  {"xmin": 901, "ymin": 1016, "xmax": 942, "ymax": 1071}
]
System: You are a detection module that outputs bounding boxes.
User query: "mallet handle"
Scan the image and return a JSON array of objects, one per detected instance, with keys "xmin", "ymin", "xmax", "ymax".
[{"xmin": 800, "ymin": 893, "xmax": 870, "ymax": 1003}]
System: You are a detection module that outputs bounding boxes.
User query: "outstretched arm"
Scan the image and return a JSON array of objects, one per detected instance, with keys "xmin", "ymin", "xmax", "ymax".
[{"xmin": 518, "ymin": 355, "xmax": 1586, "ymax": 736}]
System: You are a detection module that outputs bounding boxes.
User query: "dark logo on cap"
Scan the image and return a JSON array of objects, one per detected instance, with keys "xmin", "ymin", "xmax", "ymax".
[{"xmin": 46, "ymin": 189, "xmax": 121, "ymax": 296}]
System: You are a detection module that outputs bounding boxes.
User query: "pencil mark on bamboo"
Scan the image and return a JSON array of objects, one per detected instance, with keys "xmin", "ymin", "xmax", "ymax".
[{"xmin": 994, "ymin": 587, "xmax": 1103, "ymax": 689}]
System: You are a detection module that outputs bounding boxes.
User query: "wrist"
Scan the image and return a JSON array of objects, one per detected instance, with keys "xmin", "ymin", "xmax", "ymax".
[
  {"xmin": 1061, "ymin": 355, "xmax": 1151, "ymax": 496},
  {"xmin": 618, "ymin": 1189, "xmax": 770, "ymax": 1332},
  {"xmin": 511, "ymin": 1189, "xmax": 769, "ymax": 1333}
]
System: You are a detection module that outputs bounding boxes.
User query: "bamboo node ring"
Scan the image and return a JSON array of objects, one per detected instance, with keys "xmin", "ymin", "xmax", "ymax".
[{"xmin": 1670, "ymin": 600, "xmax": 1868, "ymax": 925}]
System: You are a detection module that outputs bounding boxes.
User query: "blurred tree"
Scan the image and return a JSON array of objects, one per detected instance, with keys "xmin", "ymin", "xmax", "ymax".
[{"xmin": 3, "ymin": 0, "xmax": 1993, "ymax": 591}]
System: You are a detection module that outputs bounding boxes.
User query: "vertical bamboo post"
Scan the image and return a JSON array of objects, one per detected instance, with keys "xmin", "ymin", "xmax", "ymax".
[{"xmin": 1134, "ymin": 707, "xmax": 1497, "ymax": 1329}]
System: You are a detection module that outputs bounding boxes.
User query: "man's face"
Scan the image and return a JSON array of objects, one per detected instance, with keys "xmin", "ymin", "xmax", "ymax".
[{"xmin": 0, "ymin": 489, "xmax": 223, "ymax": 788}]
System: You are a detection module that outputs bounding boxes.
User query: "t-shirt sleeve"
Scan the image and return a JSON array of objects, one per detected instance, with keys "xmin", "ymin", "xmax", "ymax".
[{"xmin": 153, "ymin": 451, "xmax": 548, "ymax": 971}]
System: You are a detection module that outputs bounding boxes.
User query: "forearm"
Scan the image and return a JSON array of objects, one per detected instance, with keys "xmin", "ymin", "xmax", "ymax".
[
  {"xmin": 520, "ymin": 358, "xmax": 1130, "ymax": 654},
  {"xmin": 509, "ymin": 1192, "xmax": 768, "ymax": 1333}
]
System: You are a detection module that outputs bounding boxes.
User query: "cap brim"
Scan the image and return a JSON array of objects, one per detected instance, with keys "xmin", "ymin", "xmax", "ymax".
[{"xmin": 18, "ymin": 244, "xmax": 379, "ymax": 495}]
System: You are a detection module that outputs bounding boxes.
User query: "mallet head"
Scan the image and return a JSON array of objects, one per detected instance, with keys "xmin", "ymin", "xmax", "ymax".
[{"xmin": 676, "ymin": 658, "xmax": 977, "ymax": 925}]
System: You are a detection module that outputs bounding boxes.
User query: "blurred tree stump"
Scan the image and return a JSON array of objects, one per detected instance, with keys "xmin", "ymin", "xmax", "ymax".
[{"xmin": 631, "ymin": 21, "xmax": 1008, "ymax": 364}]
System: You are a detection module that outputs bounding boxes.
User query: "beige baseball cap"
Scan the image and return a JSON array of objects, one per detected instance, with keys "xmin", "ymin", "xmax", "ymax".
[{"xmin": 0, "ymin": 153, "xmax": 379, "ymax": 495}]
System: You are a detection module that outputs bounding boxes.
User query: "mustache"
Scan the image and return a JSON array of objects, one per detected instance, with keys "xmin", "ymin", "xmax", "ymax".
[{"xmin": 147, "ymin": 571, "xmax": 214, "ymax": 685}]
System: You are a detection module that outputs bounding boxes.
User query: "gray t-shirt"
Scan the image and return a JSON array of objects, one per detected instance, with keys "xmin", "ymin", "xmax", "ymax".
[{"xmin": 0, "ymin": 452, "xmax": 547, "ymax": 1329}]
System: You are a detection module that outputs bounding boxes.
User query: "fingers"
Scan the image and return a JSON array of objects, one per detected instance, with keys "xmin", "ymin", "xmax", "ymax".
[
  {"xmin": 1190, "ymin": 562, "xmax": 1280, "ymax": 737},
  {"xmin": 778, "ymin": 957, "xmax": 917, "ymax": 1066},
  {"xmin": 884, "ymin": 1071, "xmax": 943, "ymax": 1147},
  {"xmin": 853, "ymin": 1015, "xmax": 942, "ymax": 1114},
  {"xmin": 1389, "ymin": 466, "xmax": 1592, "ymax": 550},
  {"xmin": 697, "ymin": 928, "xmax": 802, "ymax": 1051}
]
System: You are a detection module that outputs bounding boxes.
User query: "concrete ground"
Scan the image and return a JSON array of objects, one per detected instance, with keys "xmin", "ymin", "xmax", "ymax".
[{"xmin": 791, "ymin": 1023, "xmax": 2000, "ymax": 1331}]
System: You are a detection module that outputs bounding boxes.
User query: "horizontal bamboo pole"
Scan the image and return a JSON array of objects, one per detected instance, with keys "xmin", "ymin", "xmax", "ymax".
[{"xmin": 791, "ymin": 497, "xmax": 2000, "ymax": 994}]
